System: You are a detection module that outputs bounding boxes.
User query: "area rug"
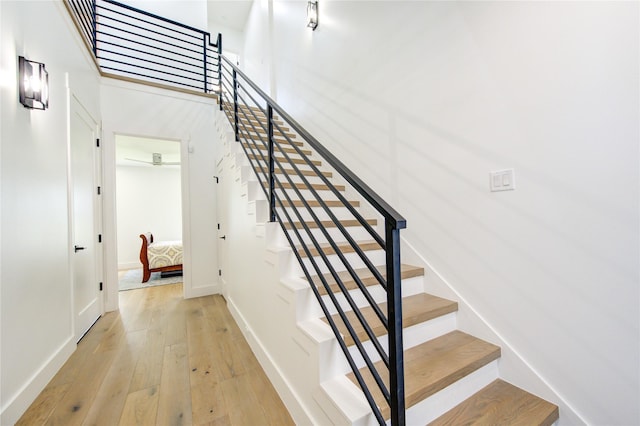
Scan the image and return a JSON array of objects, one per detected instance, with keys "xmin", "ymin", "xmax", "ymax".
[{"xmin": 119, "ymin": 268, "xmax": 183, "ymax": 291}]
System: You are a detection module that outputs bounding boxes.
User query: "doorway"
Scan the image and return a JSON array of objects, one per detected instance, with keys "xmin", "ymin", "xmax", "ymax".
[
  {"xmin": 69, "ymin": 94, "xmax": 103, "ymax": 342},
  {"xmin": 114, "ymin": 135, "xmax": 184, "ymax": 291}
]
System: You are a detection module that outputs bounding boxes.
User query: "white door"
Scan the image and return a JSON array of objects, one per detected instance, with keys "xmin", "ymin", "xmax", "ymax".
[
  {"xmin": 216, "ymin": 160, "xmax": 228, "ymax": 292},
  {"xmin": 70, "ymin": 95, "xmax": 102, "ymax": 342}
]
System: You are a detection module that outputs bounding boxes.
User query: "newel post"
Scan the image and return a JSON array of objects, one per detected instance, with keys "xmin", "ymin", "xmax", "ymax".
[
  {"xmin": 232, "ymin": 69, "xmax": 239, "ymax": 142},
  {"xmin": 386, "ymin": 218, "xmax": 405, "ymax": 426},
  {"xmin": 217, "ymin": 33, "xmax": 222, "ymax": 110},
  {"xmin": 202, "ymin": 33, "xmax": 208, "ymax": 93},
  {"xmin": 268, "ymin": 105, "xmax": 276, "ymax": 222}
]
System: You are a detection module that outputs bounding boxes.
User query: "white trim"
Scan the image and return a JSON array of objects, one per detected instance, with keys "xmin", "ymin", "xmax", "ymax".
[
  {"xmin": 102, "ymin": 129, "xmax": 119, "ymax": 312},
  {"xmin": 179, "ymin": 134, "xmax": 192, "ymax": 300},
  {"xmin": 185, "ymin": 282, "xmax": 221, "ymax": 299},
  {"xmin": 0, "ymin": 336, "xmax": 76, "ymax": 425},
  {"xmin": 117, "ymin": 262, "xmax": 140, "ymax": 270},
  {"xmin": 104, "ymin": 132, "xmax": 192, "ymax": 310}
]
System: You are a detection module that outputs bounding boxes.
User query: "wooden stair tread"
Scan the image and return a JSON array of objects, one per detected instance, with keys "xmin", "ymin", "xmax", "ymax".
[
  {"xmin": 276, "ymin": 168, "xmax": 332, "ymax": 178},
  {"xmin": 281, "ymin": 200, "xmax": 357, "ymax": 210},
  {"xmin": 347, "ymin": 330, "xmax": 501, "ymax": 419},
  {"xmin": 268, "ymin": 181, "xmax": 345, "ymax": 192},
  {"xmin": 241, "ymin": 126, "xmax": 296, "ymax": 139},
  {"xmin": 235, "ymin": 112, "xmax": 285, "ymax": 124},
  {"xmin": 324, "ymin": 293, "xmax": 457, "ymax": 347},
  {"xmin": 238, "ymin": 132, "xmax": 304, "ymax": 147},
  {"xmin": 236, "ymin": 107, "xmax": 287, "ymax": 127},
  {"xmin": 223, "ymin": 109, "xmax": 298, "ymax": 140},
  {"xmin": 247, "ymin": 154, "xmax": 321, "ymax": 166},
  {"xmin": 238, "ymin": 130, "xmax": 299, "ymax": 144},
  {"xmin": 429, "ymin": 379, "xmax": 559, "ymax": 426},
  {"xmin": 242, "ymin": 142, "xmax": 312, "ymax": 156},
  {"xmin": 238, "ymin": 118, "xmax": 288, "ymax": 131},
  {"xmin": 297, "ymin": 240, "xmax": 381, "ymax": 258},
  {"xmin": 312, "ymin": 264, "xmax": 424, "ymax": 296},
  {"xmin": 285, "ymin": 218, "xmax": 376, "ymax": 230}
]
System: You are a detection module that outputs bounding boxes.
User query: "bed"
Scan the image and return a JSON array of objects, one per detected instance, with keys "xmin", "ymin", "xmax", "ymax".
[{"xmin": 139, "ymin": 233, "xmax": 183, "ymax": 283}]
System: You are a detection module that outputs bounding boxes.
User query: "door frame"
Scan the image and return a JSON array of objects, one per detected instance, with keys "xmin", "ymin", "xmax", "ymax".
[{"xmin": 102, "ymin": 131, "xmax": 192, "ymax": 311}]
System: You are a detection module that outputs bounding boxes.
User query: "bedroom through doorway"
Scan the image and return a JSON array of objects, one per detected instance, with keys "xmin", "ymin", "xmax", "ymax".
[{"xmin": 115, "ymin": 135, "xmax": 184, "ymax": 292}]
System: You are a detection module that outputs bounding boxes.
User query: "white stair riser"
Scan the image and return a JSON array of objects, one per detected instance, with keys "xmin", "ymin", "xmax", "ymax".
[
  {"xmin": 276, "ymin": 206, "xmax": 367, "ymax": 222},
  {"xmin": 320, "ymin": 275, "xmax": 425, "ymax": 315},
  {"xmin": 286, "ymin": 225, "xmax": 378, "ymax": 247},
  {"xmin": 298, "ymin": 250, "xmax": 386, "ymax": 277}
]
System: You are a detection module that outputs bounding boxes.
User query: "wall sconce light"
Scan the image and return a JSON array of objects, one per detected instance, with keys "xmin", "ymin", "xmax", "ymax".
[
  {"xmin": 306, "ymin": 1, "xmax": 318, "ymax": 30},
  {"xmin": 19, "ymin": 56, "xmax": 49, "ymax": 110}
]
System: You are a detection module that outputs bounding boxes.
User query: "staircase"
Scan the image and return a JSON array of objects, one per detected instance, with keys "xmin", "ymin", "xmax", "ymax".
[
  {"xmin": 218, "ymin": 102, "xmax": 559, "ymax": 425},
  {"xmin": 62, "ymin": 0, "xmax": 560, "ymax": 422}
]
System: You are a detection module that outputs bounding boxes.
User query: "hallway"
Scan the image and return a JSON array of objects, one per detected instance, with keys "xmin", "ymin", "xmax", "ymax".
[{"xmin": 17, "ymin": 284, "xmax": 294, "ymax": 425}]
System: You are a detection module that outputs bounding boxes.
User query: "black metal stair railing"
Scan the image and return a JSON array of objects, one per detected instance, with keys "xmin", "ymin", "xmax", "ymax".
[
  {"xmin": 63, "ymin": 1, "xmax": 408, "ymax": 423},
  {"xmin": 219, "ymin": 56, "xmax": 407, "ymax": 426},
  {"xmin": 64, "ymin": 0, "xmax": 221, "ymax": 94}
]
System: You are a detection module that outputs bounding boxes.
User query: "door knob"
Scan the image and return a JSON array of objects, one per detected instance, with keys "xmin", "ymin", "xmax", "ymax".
[
  {"xmin": 74, "ymin": 245, "xmax": 86, "ymax": 252},
  {"xmin": 219, "ymin": 235, "xmax": 226, "ymax": 240}
]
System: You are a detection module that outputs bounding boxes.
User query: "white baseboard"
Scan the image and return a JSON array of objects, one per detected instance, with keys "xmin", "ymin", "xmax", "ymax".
[
  {"xmin": 117, "ymin": 261, "xmax": 140, "ymax": 270},
  {"xmin": 1, "ymin": 336, "xmax": 76, "ymax": 425},
  {"xmin": 225, "ymin": 295, "xmax": 316, "ymax": 425},
  {"xmin": 184, "ymin": 281, "xmax": 221, "ymax": 299}
]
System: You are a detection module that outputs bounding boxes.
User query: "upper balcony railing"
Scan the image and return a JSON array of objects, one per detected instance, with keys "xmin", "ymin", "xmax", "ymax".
[{"xmin": 65, "ymin": 0, "xmax": 221, "ymax": 94}]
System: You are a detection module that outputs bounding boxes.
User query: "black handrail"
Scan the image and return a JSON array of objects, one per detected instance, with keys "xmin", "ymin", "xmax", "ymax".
[{"xmin": 220, "ymin": 56, "xmax": 407, "ymax": 425}]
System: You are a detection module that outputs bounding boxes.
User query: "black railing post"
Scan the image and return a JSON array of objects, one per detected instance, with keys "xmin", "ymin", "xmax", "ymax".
[
  {"xmin": 386, "ymin": 219, "xmax": 405, "ymax": 426},
  {"xmin": 232, "ymin": 69, "xmax": 239, "ymax": 142},
  {"xmin": 217, "ymin": 33, "xmax": 222, "ymax": 110},
  {"xmin": 202, "ymin": 33, "xmax": 208, "ymax": 93},
  {"xmin": 268, "ymin": 105, "xmax": 276, "ymax": 222},
  {"xmin": 91, "ymin": 0, "xmax": 97, "ymax": 56}
]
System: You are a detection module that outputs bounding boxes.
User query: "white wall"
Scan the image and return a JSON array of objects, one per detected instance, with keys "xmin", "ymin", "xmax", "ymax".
[
  {"xmin": 209, "ymin": 22, "xmax": 244, "ymax": 60},
  {"xmin": 121, "ymin": 0, "xmax": 208, "ymax": 31},
  {"xmin": 101, "ymin": 79, "xmax": 219, "ymax": 307},
  {"xmin": 116, "ymin": 165, "xmax": 182, "ymax": 269},
  {"xmin": 241, "ymin": 1, "xmax": 639, "ymax": 425},
  {"xmin": 0, "ymin": 1, "xmax": 101, "ymax": 423}
]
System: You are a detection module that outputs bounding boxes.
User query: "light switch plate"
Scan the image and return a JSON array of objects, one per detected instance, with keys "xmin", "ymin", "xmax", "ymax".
[{"xmin": 490, "ymin": 169, "xmax": 515, "ymax": 192}]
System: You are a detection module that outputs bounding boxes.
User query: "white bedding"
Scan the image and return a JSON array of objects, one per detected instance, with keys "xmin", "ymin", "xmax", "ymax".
[{"xmin": 147, "ymin": 240, "xmax": 183, "ymax": 269}]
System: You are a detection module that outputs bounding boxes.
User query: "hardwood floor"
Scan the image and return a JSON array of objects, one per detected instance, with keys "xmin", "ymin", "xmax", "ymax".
[{"xmin": 17, "ymin": 284, "xmax": 294, "ymax": 426}]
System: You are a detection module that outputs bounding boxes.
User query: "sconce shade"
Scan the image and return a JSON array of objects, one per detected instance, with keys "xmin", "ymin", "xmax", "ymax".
[
  {"xmin": 19, "ymin": 56, "xmax": 49, "ymax": 110},
  {"xmin": 307, "ymin": 1, "xmax": 318, "ymax": 30}
]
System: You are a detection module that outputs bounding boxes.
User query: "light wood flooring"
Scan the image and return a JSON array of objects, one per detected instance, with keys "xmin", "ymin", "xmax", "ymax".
[{"xmin": 17, "ymin": 283, "xmax": 294, "ymax": 426}]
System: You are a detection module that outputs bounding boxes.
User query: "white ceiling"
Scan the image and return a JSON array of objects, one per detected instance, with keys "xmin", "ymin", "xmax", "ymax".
[
  {"xmin": 208, "ymin": 0, "xmax": 253, "ymax": 32},
  {"xmin": 116, "ymin": 135, "xmax": 181, "ymax": 167}
]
